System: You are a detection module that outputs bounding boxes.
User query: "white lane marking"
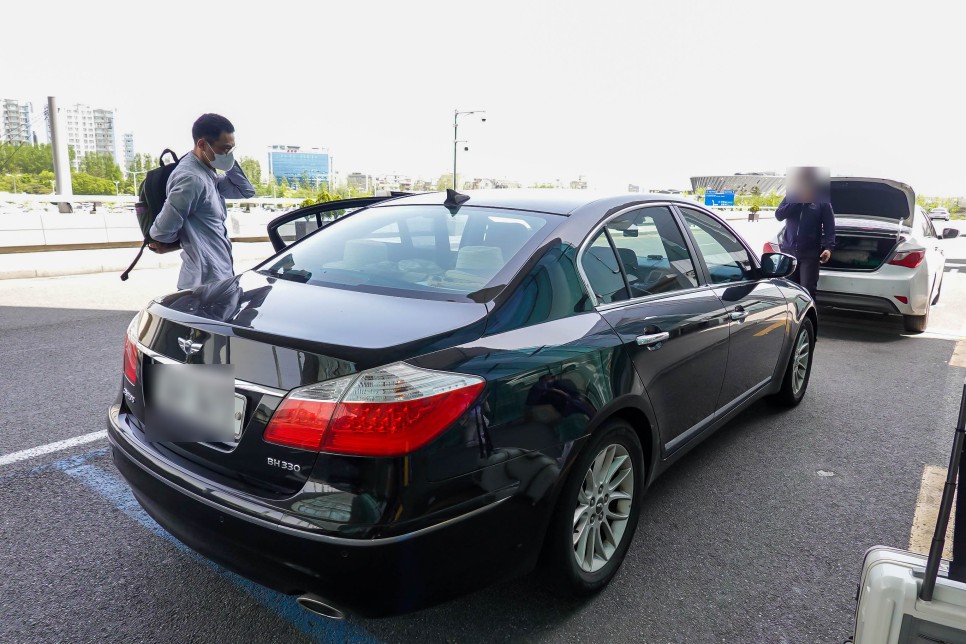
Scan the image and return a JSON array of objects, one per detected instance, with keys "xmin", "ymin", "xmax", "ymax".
[
  {"xmin": 909, "ymin": 464, "xmax": 955, "ymax": 559},
  {"xmin": 952, "ymin": 340, "xmax": 966, "ymax": 369},
  {"xmin": 0, "ymin": 430, "xmax": 107, "ymax": 467}
]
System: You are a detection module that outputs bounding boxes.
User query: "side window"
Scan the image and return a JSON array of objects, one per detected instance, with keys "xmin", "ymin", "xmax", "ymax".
[
  {"xmin": 580, "ymin": 230, "xmax": 628, "ymax": 304},
  {"xmin": 921, "ymin": 216, "xmax": 937, "ymax": 239},
  {"xmin": 605, "ymin": 206, "xmax": 699, "ymax": 297},
  {"xmin": 679, "ymin": 207, "xmax": 754, "ymax": 284}
]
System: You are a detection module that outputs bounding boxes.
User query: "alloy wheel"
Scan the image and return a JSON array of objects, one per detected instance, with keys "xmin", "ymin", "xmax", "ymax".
[
  {"xmin": 572, "ymin": 443, "xmax": 635, "ymax": 573},
  {"xmin": 791, "ymin": 328, "xmax": 811, "ymax": 395}
]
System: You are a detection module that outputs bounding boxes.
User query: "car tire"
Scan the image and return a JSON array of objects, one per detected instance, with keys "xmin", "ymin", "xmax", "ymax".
[
  {"xmin": 542, "ymin": 420, "xmax": 644, "ymax": 596},
  {"xmin": 904, "ymin": 310, "xmax": 929, "ymax": 334},
  {"xmin": 771, "ymin": 317, "xmax": 815, "ymax": 407}
]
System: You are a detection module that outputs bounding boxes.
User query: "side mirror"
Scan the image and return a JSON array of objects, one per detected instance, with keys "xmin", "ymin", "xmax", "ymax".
[
  {"xmin": 760, "ymin": 252, "xmax": 797, "ymax": 278},
  {"xmin": 942, "ymin": 228, "xmax": 960, "ymax": 239}
]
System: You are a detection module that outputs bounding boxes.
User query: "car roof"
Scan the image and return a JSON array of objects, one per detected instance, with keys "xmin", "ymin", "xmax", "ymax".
[{"xmin": 373, "ymin": 189, "xmax": 685, "ymax": 216}]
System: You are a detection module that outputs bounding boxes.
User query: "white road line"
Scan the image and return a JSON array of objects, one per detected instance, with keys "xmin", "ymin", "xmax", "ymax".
[
  {"xmin": 909, "ymin": 464, "xmax": 955, "ymax": 559},
  {"xmin": 0, "ymin": 430, "xmax": 107, "ymax": 467},
  {"xmin": 952, "ymin": 340, "xmax": 966, "ymax": 369}
]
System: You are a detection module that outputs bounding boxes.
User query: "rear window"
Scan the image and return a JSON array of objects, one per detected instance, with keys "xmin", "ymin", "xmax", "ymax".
[{"xmin": 258, "ymin": 205, "xmax": 557, "ymax": 300}]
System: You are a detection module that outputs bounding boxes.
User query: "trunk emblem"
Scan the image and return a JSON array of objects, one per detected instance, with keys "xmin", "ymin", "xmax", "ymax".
[{"xmin": 178, "ymin": 336, "xmax": 203, "ymax": 357}]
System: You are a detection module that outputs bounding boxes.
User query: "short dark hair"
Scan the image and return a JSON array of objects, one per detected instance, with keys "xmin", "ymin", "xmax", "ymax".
[{"xmin": 192, "ymin": 113, "xmax": 234, "ymax": 143}]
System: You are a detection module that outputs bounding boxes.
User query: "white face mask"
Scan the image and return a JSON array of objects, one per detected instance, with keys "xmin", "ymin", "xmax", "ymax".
[{"xmin": 204, "ymin": 141, "xmax": 235, "ymax": 172}]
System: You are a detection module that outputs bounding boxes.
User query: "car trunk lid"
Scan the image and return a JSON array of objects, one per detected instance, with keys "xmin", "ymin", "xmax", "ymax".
[
  {"xmin": 825, "ymin": 178, "xmax": 916, "ymax": 271},
  {"xmin": 126, "ymin": 271, "xmax": 489, "ymax": 496},
  {"xmin": 830, "ymin": 177, "xmax": 915, "ymax": 226}
]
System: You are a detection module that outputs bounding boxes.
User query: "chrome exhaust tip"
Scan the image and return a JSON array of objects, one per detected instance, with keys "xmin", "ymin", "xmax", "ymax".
[{"xmin": 296, "ymin": 594, "xmax": 345, "ymax": 620}]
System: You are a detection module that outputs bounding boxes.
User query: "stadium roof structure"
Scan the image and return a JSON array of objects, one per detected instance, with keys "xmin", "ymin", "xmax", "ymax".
[{"xmin": 690, "ymin": 173, "xmax": 786, "ymax": 195}]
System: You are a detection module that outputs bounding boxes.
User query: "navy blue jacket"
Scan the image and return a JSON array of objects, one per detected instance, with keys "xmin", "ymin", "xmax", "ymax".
[{"xmin": 775, "ymin": 199, "xmax": 836, "ymax": 253}]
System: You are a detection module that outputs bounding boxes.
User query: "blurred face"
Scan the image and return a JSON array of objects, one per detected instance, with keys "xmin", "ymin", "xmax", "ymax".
[{"xmin": 786, "ymin": 166, "xmax": 830, "ymax": 202}]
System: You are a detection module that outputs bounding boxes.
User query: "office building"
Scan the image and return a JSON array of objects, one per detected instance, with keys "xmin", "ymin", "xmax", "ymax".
[
  {"xmin": 122, "ymin": 132, "xmax": 135, "ymax": 171},
  {"xmin": 346, "ymin": 172, "xmax": 372, "ymax": 193},
  {"xmin": 1, "ymin": 99, "xmax": 33, "ymax": 146},
  {"xmin": 267, "ymin": 145, "xmax": 330, "ymax": 187},
  {"xmin": 49, "ymin": 103, "xmax": 119, "ymax": 167}
]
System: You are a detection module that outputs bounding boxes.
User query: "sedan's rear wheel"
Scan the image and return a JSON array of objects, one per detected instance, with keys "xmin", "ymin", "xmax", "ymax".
[
  {"xmin": 543, "ymin": 420, "xmax": 644, "ymax": 595},
  {"xmin": 904, "ymin": 311, "xmax": 929, "ymax": 334}
]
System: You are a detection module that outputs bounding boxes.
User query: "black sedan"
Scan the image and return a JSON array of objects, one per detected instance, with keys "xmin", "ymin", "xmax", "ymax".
[{"xmin": 108, "ymin": 190, "xmax": 816, "ymax": 618}]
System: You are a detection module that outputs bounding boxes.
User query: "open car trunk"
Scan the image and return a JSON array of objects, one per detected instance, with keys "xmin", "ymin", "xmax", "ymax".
[{"xmin": 825, "ymin": 178, "xmax": 915, "ymax": 272}]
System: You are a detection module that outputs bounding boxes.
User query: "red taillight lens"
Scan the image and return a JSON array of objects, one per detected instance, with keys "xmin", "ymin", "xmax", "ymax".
[
  {"xmin": 263, "ymin": 364, "xmax": 485, "ymax": 457},
  {"xmin": 895, "ymin": 296, "xmax": 909, "ymax": 304},
  {"xmin": 762, "ymin": 242, "xmax": 781, "ymax": 254},
  {"xmin": 123, "ymin": 334, "xmax": 139, "ymax": 384},
  {"xmin": 888, "ymin": 249, "xmax": 925, "ymax": 269}
]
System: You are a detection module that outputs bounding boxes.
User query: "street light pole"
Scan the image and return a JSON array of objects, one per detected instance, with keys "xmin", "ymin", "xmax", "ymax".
[
  {"xmin": 114, "ymin": 180, "xmax": 120, "ymax": 196},
  {"xmin": 129, "ymin": 169, "xmax": 147, "ymax": 196},
  {"xmin": 453, "ymin": 109, "xmax": 486, "ymax": 190}
]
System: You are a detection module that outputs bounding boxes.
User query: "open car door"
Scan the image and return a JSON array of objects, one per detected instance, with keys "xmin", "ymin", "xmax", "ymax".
[{"xmin": 266, "ymin": 194, "xmax": 410, "ymax": 253}]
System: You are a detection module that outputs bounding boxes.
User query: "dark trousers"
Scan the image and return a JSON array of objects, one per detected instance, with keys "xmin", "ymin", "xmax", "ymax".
[{"xmin": 789, "ymin": 252, "xmax": 820, "ymax": 299}]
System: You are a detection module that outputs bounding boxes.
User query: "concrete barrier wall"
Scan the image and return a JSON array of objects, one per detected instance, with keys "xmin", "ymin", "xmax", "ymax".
[
  {"xmin": 0, "ymin": 203, "xmax": 775, "ymax": 252},
  {"xmin": 0, "ymin": 209, "xmax": 279, "ymax": 250}
]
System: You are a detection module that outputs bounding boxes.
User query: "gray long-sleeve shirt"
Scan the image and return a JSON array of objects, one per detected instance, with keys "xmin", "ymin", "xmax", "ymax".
[{"xmin": 149, "ymin": 152, "xmax": 256, "ymax": 289}]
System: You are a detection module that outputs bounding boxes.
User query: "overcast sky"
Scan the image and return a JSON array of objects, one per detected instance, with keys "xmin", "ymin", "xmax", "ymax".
[{"xmin": 5, "ymin": 0, "xmax": 964, "ymax": 194}]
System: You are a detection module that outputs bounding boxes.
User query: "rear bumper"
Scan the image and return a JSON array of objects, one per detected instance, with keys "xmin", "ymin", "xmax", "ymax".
[
  {"xmin": 106, "ymin": 405, "xmax": 542, "ymax": 617},
  {"xmin": 815, "ymin": 291, "xmax": 900, "ymax": 315},
  {"xmin": 817, "ymin": 264, "xmax": 931, "ymax": 315}
]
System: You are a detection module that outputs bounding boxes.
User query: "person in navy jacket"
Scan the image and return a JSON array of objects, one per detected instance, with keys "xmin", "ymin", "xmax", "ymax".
[{"xmin": 775, "ymin": 167, "xmax": 835, "ymax": 299}]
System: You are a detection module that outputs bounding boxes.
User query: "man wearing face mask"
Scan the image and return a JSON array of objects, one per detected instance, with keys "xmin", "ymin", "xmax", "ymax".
[{"xmin": 148, "ymin": 113, "xmax": 256, "ymax": 289}]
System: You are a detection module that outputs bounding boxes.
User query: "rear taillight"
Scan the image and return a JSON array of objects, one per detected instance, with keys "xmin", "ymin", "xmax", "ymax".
[
  {"xmin": 264, "ymin": 363, "xmax": 485, "ymax": 457},
  {"xmin": 123, "ymin": 316, "xmax": 140, "ymax": 384},
  {"xmin": 762, "ymin": 242, "xmax": 781, "ymax": 254},
  {"xmin": 888, "ymin": 249, "xmax": 925, "ymax": 269}
]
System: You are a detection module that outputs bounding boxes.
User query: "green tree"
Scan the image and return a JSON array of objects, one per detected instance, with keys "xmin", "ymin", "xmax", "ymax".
[
  {"xmin": 436, "ymin": 173, "xmax": 458, "ymax": 191},
  {"xmin": 239, "ymin": 157, "xmax": 261, "ymax": 185},
  {"xmin": 78, "ymin": 152, "xmax": 123, "ymax": 182},
  {"xmin": 72, "ymin": 172, "xmax": 117, "ymax": 195},
  {"xmin": 0, "ymin": 142, "xmax": 55, "ymax": 174}
]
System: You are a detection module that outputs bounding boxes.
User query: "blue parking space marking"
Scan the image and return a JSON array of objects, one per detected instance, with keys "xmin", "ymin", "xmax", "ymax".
[{"xmin": 51, "ymin": 451, "xmax": 378, "ymax": 644}]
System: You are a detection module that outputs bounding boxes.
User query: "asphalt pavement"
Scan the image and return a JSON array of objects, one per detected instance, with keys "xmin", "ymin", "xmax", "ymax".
[{"xmin": 1, "ymin": 222, "xmax": 965, "ymax": 643}]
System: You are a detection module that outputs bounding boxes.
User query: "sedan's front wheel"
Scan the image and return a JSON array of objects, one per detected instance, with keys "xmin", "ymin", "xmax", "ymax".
[
  {"xmin": 771, "ymin": 317, "xmax": 814, "ymax": 407},
  {"xmin": 543, "ymin": 420, "xmax": 644, "ymax": 596}
]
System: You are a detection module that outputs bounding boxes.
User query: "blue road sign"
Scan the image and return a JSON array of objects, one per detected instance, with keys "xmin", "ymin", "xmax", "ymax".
[{"xmin": 704, "ymin": 190, "xmax": 736, "ymax": 207}]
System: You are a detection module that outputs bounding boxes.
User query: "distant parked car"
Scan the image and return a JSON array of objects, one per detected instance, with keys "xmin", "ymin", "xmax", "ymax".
[
  {"xmin": 929, "ymin": 207, "xmax": 951, "ymax": 221},
  {"xmin": 764, "ymin": 178, "xmax": 960, "ymax": 333}
]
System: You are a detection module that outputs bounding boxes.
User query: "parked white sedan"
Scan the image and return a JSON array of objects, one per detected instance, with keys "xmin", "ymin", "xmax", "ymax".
[{"xmin": 764, "ymin": 178, "xmax": 960, "ymax": 333}]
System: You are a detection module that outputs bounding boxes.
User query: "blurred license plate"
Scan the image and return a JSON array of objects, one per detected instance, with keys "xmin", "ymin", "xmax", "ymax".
[{"xmin": 144, "ymin": 364, "xmax": 241, "ymax": 442}]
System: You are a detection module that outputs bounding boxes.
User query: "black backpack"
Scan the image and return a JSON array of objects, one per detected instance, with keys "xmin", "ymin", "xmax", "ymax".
[{"xmin": 120, "ymin": 149, "xmax": 183, "ymax": 281}]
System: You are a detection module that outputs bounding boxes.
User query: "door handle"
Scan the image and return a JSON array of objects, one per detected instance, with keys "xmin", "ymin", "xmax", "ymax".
[
  {"xmin": 730, "ymin": 307, "xmax": 748, "ymax": 321},
  {"xmin": 636, "ymin": 332, "xmax": 669, "ymax": 348}
]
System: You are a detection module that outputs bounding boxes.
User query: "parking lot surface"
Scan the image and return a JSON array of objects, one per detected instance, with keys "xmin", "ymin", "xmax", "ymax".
[{"xmin": 2, "ymin": 219, "xmax": 965, "ymax": 643}]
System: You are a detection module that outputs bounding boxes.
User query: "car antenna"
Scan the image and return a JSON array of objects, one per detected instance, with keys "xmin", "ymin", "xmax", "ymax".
[{"xmin": 444, "ymin": 188, "xmax": 470, "ymax": 213}]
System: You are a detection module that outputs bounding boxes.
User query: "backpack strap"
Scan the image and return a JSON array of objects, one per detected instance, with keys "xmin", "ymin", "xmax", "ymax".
[
  {"xmin": 159, "ymin": 148, "xmax": 180, "ymax": 166},
  {"xmin": 119, "ymin": 240, "xmax": 148, "ymax": 281}
]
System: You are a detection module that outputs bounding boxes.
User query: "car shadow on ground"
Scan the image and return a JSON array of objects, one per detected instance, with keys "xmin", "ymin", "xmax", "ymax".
[{"xmin": 816, "ymin": 306, "xmax": 911, "ymax": 343}]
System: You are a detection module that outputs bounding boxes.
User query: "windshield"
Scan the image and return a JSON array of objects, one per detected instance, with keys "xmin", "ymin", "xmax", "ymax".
[{"xmin": 257, "ymin": 204, "xmax": 558, "ymax": 299}]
